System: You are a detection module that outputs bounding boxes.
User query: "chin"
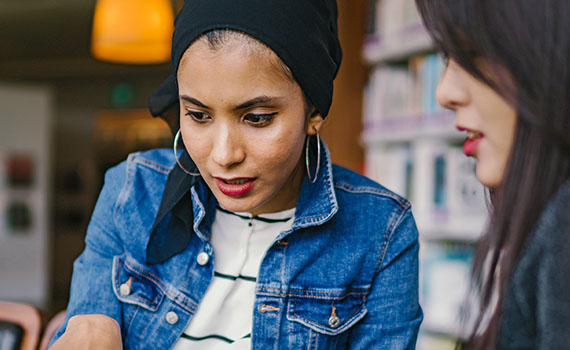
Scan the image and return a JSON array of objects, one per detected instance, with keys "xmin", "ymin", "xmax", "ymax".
[
  {"xmin": 476, "ymin": 166, "xmax": 502, "ymax": 189},
  {"xmin": 217, "ymin": 197, "xmax": 257, "ymax": 213}
]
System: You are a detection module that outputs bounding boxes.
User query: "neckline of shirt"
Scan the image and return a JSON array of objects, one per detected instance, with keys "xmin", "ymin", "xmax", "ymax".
[{"xmin": 215, "ymin": 205, "xmax": 295, "ymax": 223}]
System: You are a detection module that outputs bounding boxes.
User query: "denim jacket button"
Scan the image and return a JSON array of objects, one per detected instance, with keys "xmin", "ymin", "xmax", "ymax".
[
  {"xmin": 166, "ymin": 311, "xmax": 179, "ymax": 325},
  {"xmin": 119, "ymin": 282, "xmax": 131, "ymax": 296},
  {"xmin": 328, "ymin": 315, "xmax": 340, "ymax": 328},
  {"xmin": 197, "ymin": 252, "xmax": 210, "ymax": 265}
]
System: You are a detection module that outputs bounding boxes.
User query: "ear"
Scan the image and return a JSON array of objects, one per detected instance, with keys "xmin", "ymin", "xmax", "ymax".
[{"xmin": 306, "ymin": 111, "xmax": 324, "ymax": 135}]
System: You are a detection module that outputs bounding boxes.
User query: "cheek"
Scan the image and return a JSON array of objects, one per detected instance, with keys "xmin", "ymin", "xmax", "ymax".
[
  {"xmin": 250, "ymin": 126, "xmax": 306, "ymax": 173},
  {"xmin": 485, "ymin": 105, "xmax": 517, "ymax": 170},
  {"xmin": 476, "ymin": 128, "xmax": 515, "ymax": 188},
  {"xmin": 180, "ymin": 124, "xmax": 209, "ymax": 165}
]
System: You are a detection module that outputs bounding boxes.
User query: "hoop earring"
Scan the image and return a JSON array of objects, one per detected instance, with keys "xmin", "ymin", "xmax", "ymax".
[
  {"xmin": 305, "ymin": 128, "xmax": 321, "ymax": 184},
  {"xmin": 173, "ymin": 129, "xmax": 200, "ymax": 176}
]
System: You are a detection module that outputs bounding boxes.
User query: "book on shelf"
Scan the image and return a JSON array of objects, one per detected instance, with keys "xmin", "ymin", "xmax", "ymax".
[
  {"xmin": 420, "ymin": 241, "xmax": 475, "ymax": 338},
  {"xmin": 363, "ymin": 53, "xmax": 445, "ymax": 130},
  {"xmin": 417, "ymin": 333, "xmax": 458, "ymax": 350},
  {"xmin": 365, "ymin": 0, "xmax": 423, "ymax": 43},
  {"xmin": 365, "ymin": 141, "xmax": 486, "ymax": 229},
  {"xmin": 363, "ymin": 66, "xmax": 414, "ymax": 128},
  {"xmin": 365, "ymin": 144, "xmax": 412, "ymax": 199}
]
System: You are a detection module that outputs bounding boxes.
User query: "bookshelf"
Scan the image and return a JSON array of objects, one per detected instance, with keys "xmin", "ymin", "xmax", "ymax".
[
  {"xmin": 361, "ymin": 110, "xmax": 459, "ymax": 144},
  {"xmin": 361, "ymin": 0, "xmax": 487, "ymax": 348},
  {"xmin": 363, "ymin": 25, "xmax": 432, "ymax": 64}
]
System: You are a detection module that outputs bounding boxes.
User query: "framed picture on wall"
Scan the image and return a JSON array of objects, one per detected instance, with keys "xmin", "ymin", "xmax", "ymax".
[
  {"xmin": 5, "ymin": 200, "xmax": 33, "ymax": 234},
  {"xmin": 6, "ymin": 153, "xmax": 35, "ymax": 189}
]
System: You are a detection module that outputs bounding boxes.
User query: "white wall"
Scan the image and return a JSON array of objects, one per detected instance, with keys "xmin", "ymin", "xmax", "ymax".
[{"xmin": 0, "ymin": 82, "xmax": 53, "ymax": 308}]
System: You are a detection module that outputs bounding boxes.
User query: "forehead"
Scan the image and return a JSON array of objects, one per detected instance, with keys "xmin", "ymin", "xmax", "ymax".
[{"xmin": 177, "ymin": 39, "xmax": 299, "ymax": 100}]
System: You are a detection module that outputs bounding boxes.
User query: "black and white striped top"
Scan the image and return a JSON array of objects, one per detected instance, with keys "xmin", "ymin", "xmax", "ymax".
[{"xmin": 172, "ymin": 206, "xmax": 295, "ymax": 349}]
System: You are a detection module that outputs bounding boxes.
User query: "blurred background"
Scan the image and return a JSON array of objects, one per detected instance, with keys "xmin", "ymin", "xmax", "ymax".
[{"xmin": 0, "ymin": 0, "xmax": 486, "ymax": 349}]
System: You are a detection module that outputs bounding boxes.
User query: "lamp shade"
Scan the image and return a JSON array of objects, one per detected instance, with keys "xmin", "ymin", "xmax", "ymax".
[{"xmin": 91, "ymin": 0, "xmax": 174, "ymax": 64}]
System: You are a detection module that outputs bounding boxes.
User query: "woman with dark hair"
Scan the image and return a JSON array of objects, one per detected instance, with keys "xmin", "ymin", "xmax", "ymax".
[
  {"xmin": 415, "ymin": 0, "xmax": 570, "ymax": 349},
  {"xmin": 48, "ymin": 0, "xmax": 423, "ymax": 349}
]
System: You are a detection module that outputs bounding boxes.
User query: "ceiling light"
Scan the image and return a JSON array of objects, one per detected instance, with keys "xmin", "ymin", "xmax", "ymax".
[{"xmin": 91, "ymin": 0, "xmax": 174, "ymax": 64}]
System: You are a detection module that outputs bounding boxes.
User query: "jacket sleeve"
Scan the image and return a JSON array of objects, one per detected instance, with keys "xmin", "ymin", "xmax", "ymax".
[
  {"xmin": 348, "ymin": 207, "xmax": 423, "ymax": 349},
  {"xmin": 49, "ymin": 162, "xmax": 128, "ymax": 346}
]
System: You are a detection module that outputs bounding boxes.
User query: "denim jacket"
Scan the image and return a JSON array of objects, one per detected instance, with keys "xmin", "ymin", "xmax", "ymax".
[{"xmin": 52, "ymin": 143, "xmax": 422, "ymax": 349}]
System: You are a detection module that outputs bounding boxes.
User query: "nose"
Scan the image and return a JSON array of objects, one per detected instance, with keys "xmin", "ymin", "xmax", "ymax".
[
  {"xmin": 435, "ymin": 60, "xmax": 469, "ymax": 110},
  {"xmin": 211, "ymin": 123, "xmax": 245, "ymax": 168}
]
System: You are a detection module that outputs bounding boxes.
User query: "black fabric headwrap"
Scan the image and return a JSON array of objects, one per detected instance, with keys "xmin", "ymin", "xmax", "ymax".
[{"xmin": 150, "ymin": 0, "xmax": 342, "ymax": 120}]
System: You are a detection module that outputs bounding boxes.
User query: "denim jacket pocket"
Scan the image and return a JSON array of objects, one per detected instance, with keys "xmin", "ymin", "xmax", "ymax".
[
  {"xmin": 112, "ymin": 255, "xmax": 165, "ymax": 312},
  {"xmin": 286, "ymin": 288, "xmax": 369, "ymax": 336}
]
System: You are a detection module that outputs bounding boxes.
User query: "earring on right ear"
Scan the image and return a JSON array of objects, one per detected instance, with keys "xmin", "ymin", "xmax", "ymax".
[{"xmin": 305, "ymin": 127, "xmax": 321, "ymax": 184}]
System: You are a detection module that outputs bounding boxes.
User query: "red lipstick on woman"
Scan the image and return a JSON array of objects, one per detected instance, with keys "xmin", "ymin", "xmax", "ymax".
[
  {"xmin": 457, "ymin": 126, "xmax": 484, "ymax": 157},
  {"xmin": 214, "ymin": 177, "xmax": 256, "ymax": 197}
]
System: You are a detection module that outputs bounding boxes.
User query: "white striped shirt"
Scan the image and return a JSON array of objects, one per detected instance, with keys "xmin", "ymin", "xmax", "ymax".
[{"xmin": 172, "ymin": 206, "xmax": 295, "ymax": 349}]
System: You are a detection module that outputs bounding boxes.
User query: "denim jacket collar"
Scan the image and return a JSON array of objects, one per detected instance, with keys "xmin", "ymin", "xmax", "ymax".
[{"xmin": 146, "ymin": 140, "xmax": 338, "ymax": 265}]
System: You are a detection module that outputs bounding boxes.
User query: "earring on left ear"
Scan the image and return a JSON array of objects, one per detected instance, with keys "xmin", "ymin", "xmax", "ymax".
[
  {"xmin": 173, "ymin": 129, "xmax": 201, "ymax": 176},
  {"xmin": 305, "ymin": 127, "xmax": 321, "ymax": 184}
]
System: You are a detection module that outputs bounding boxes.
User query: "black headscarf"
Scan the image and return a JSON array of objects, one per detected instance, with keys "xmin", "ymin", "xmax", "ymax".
[{"xmin": 148, "ymin": 0, "xmax": 342, "ymax": 124}]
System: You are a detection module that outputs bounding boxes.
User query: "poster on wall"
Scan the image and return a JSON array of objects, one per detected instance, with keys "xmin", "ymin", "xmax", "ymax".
[
  {"xmin": 6, "ymin": 153, "xmax": 35, "ymax": 189},
  {"xmin": 0, "ymin": 153, "xmax": 36, "ymax": 236},
  {"xmin": 5, "ymin": 200, "xmax": 33, "ymax": 234}
]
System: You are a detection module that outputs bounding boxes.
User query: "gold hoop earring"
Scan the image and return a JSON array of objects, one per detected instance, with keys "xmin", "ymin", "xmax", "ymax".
[
  {"xmin": 305, "ymin": 128, "xmax": 321, "ymax": 184},
  {"xmin": 173, "ymin": 129, "xmax": 200, "ymax": 176}
]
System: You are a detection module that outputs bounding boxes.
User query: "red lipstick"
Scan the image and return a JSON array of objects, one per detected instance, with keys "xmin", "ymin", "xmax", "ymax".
[
  {"xmin": 457, "ymin": 126, "xmax": 484, "ymax": 157},
  {"xmin": 215, "ymin": 177, "xmax": 256, "ymax": 197}
]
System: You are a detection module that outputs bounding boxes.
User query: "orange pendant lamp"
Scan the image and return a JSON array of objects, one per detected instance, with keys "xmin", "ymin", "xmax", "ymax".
[{"xmin": 91, "ymin": 0, "xmax": 174, "ymax": 64}]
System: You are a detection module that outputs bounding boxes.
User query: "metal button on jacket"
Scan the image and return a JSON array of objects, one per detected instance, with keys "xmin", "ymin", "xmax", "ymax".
[
  {"xmin": 328, "ymin": 314, "xmax": 341, "ymax": 328},
  {"xmin": 197, "ymin": 252, "xmax": 209, "ymax": 265},
  {"xmin": 166, "ymin": 311, "xmax": 179, "ymax": 325},
  {"xmin": 119, "ymin": 282, "xmax": 131, "ymax": 296}
]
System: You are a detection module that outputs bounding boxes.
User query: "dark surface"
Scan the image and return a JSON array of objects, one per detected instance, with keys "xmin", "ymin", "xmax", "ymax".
[{"xmin": 0, "ymin": 321, "xmax": 23, "ymax": 350}]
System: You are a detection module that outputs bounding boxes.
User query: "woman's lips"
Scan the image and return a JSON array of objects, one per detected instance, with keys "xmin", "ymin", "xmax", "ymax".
[
  {"xmin": 457, "ymin": 127, "xmax": 484, "ymax": 157},
  {"xmin": 214, "ymin": 177, "xmax": 256, "ymax": 197}
]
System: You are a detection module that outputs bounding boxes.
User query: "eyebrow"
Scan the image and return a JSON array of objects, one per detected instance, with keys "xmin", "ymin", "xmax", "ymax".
[
  {"xmin": 180, "ymin": 95, "xmax": 209, "ymax": 109},
  {"xmin": 179, "ymin": 95, "xmax": 283, "ymax": 111},
  {"xmin": 234, "ymin": 96, "xmax": 283, "ymax": 110}
]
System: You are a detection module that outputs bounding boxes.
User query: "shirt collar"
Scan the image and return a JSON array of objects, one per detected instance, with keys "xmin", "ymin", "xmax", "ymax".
[{"xmin": 145, "ymin": 140, "xmax": 338, "ymax": 265}]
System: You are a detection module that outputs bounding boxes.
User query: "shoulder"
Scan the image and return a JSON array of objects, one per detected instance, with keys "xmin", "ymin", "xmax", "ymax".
[
  {"xmin": 503, "ymin": 180, "xmax": 570, "ymax": 347},
  {"xmin": 87, "ymin": 149, "xmax": 176, "ymax": 259},
  {"xmin": 511, "ymin": 180, "xmax": 570, "ymax": 287},
  {"xmin": 321, "ymin": 164, "xmax": 419, "ymax": 281},
  {"xmin": 101, "ymin": 149, "xmax": 175, "ymax": 217},
  {"xmin": 117, "ymin": 148, "xmax": 175, "ymax": 175},
  {"xmin": 102, "ymin": 149, "xmax": 175, "ymax": 194},
  {"xmin": 329, "ymin": 164, "xmax": 416, "ymax": 248},
  {"xmin": 530, "ymin": 180, "xmax": 570, "ymax": 255},
  {"xmin": 331, "ymin": 163, "xmax": 411, "ymax": 213}
]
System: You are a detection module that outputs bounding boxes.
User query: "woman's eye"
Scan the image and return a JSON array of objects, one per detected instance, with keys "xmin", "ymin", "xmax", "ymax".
[
  {"xmin": 185, "ymin": 111, "xmax": 211, "ymax": 123},
  {"xmin": 244, "ymin": 113, "xmax": 277, "ymax": 126}
]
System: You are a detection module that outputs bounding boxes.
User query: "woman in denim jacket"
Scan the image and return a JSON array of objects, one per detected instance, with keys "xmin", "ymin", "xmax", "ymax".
[{"xmin": 50, "ymin": 0, "xmax": 423, "ymax": 349}]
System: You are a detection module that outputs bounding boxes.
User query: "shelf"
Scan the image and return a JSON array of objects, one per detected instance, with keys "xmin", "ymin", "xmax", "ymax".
[
  {"xmin": 361, "ymin": 110, "xmax": 461, "ymax": 145},
  {"xmin": 420, "ymin": 321, "xmax": 469, "ymax": 341},
  {"xmin": 363, "ymin": 25, "xmax": 434, "ymax": 64},
  {"xmin": 417, "ymin": 214, "xmax": 487, "ymax": 243}
]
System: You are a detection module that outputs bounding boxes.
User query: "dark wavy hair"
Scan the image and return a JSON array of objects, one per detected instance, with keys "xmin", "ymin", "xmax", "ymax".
[{"xmin": 415, "ymin": 0, "xmax": 570, "ymax": 348}]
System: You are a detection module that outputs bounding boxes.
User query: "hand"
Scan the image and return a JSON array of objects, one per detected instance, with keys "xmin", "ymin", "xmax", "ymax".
[{"xmin": 49, "ymin": 314, "xmax": 122, "ymax": 350}]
